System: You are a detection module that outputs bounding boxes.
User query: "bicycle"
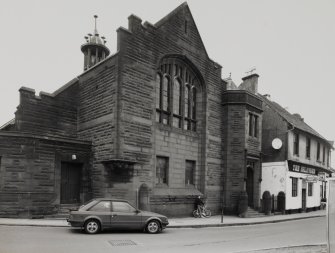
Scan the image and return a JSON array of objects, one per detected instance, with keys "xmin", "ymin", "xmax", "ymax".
[{"xmin": 193, "ymin": 204, "xmax": 211, "ymax": 218}]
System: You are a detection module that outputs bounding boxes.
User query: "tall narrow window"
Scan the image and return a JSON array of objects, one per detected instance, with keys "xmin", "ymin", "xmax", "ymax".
[
  {"xmin": 162, "ymin": 76, "xmax": 170, "ymax": 125},
  {"xmin": 249, "ymin": 113, "xmax": 253, "ymax": 137},
  {"xmin": 254, "ymin": 115, "xmax": 258, "ymax": 137},
  {"xmin": 155, "ymin": 74, "xmax": 161, "ymax": 123},
  {"xmin": 317, "ymin": 142, "xmax": 321, "ymax": 161},
  {"xmin": 156, "ymin": 156, "xmax": 169, "ymax": 185},
  {"xmin": 308, "ymin": 182, "xmax": 313, "ymax": 196},
  {"xmin": 184, "ymin": 85, "xmax": 191, "ymax": 130},
  {"xmin": 184, "ymin": 20, "xmax": 188, "ymax": 34},
  {"xmin": 292, "ymin": 178, "xmax": 298, "ymax": 197},
  {"xmin": 191, "ymin": 87, "xmax": 197, "ymax": 131},
  {"xmin": 306, "ymin": 137, "xmax": 311, "ymax": 159},
  {"xmin": 173, "ymin": 79, "xmax": 181, "ymax": 128},
  {"xmin": 248, "ymin": 113, "xmax": 258, "ymax": 138},
  {"xmin": 293, "ymin": 133, "xmax": 299, "ymax": 156},
  {"xmin": 185, "ymin": 160, "xmax": 195, "ymax": 185},
  {"xmin": 322, "ymin": 146, "xmax": 326, "ymax": 164}
]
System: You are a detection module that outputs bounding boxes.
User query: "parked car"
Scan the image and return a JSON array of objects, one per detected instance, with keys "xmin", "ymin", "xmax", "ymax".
[{"xmin": 67, "ymin": 198, "xmax": 169, "ymax": 234}]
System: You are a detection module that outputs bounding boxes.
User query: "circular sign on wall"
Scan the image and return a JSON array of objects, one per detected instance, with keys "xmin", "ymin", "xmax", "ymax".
[{"xmin": 272, "ymin": 138, "xmax": 283, "ymax": 150}]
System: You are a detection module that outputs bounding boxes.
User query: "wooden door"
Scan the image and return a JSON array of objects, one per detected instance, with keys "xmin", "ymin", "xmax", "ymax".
[
  {"xmin": 60, "ymin": 162, "xmax": 82, "ymax": 204},
  {"xmin": 246, "ymin": 167, "xmax": 254, "ymax": 207},
  {"xmin": 302, "ymin": 189, "xmax": 306, "ymax": 210}
]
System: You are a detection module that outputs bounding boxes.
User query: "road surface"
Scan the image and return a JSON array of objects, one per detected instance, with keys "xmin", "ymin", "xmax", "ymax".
[{"xmin": 0, "ymin": 216, "xmax": 326, "ymax": 253}]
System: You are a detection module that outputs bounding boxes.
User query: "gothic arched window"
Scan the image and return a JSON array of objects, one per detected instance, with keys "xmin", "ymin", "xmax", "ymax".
[
  {"xmin": 156, "ymin": 58, "xmax": 201, "ymax": 131},
  {"xmin": 173, "ymin": 78, "xmax": 181, "ymax": 128}
]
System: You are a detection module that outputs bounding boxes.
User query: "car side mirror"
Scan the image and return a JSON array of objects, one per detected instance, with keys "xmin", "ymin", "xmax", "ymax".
[{"xmin": 135, "ymin": 210, "xmax": 140, "ymax": 214}]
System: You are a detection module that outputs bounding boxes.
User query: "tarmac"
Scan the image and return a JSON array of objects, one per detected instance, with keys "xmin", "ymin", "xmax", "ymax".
[
  {"xmin": 0, "ymin": 210, "xmax": 328, "ymax": 253},
  {"xmin": 0, "ymin": 209, "xmax": 326, "ymax": 228}
]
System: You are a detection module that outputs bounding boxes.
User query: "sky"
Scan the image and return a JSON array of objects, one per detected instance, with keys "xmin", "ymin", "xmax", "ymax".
[{"xmin": 0, "ymin": 0, "xmax": 334, "ymax": 166}]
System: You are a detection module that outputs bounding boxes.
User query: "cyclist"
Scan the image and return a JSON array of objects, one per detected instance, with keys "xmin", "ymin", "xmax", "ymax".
[{"xmin": 195, "ymin": 196, "xmax": 204, "ymax": 215}]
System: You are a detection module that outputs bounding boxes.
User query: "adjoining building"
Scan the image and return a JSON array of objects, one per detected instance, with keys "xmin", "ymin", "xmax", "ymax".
[
  {"xmin": 0, "ymin": 3, "xmax": 264, "ymax": 217},
  {"xmin": 260, "ymin": 95, "xmax": 334, "ymax": 213}
]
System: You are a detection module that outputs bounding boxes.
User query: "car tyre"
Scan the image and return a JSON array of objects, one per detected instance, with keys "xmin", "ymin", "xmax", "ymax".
[
  {"xmin": 84, "ymin": 219, "xmax": 101, "ymax": 234},
  {"xmin": 146, "ymin": 220, "xmax": 161, "ymax": 234}
]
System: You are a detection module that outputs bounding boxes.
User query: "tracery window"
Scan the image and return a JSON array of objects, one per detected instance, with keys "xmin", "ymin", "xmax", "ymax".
[{"xmin": 156, "ymin": 58, "xmax": 200, "ymax": 132}]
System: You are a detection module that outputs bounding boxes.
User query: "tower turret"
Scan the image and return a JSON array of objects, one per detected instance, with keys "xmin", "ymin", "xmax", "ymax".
[{"xmin": 81, "ymin": 15, "xmax": 110, "ymax": 71}]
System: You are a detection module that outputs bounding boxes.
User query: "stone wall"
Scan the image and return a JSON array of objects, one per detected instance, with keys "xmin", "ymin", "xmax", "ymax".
[
  {"xmin": 0, "ymin": 132, "xmax": 91, "ymax": 217},
  {"xmin": 114, "ymin": 4, "xmax": 224, "ymax": 215},
  {"xmin": 15, "ymin": 81, "xmax": 79, "ymax": 139},
  {"xmin": 77, "ymin": 56, "xmax": 118, "ymax": 198}
]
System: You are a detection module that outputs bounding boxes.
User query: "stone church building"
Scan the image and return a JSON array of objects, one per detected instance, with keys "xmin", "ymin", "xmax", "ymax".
[{"xmin": 0, "ymin": 3, "xmax": 263, "ymax": 217}]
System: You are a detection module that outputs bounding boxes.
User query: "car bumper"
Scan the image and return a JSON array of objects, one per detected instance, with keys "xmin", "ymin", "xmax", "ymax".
[
  {"xmin": 67, "ymin": 219, "xmax": 83, "ymax": 228},
  {"xmin": 161, "ymin": 221, "xmax": 169, "ymax": 229}
]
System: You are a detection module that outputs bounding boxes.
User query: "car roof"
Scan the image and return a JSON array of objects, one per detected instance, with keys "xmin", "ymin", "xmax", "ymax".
[{"xmin": 92, "ymin": 198, "xmax": 129, "ymax": 202}]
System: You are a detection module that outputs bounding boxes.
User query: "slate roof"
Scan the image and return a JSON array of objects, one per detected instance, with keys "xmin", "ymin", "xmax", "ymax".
[{"xmin": 260, "ymin": 95, "xmax": 332, "ymax": 147}]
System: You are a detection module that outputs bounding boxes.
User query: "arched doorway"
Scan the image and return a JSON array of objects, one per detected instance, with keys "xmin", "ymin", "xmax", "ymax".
[{"xmin": 246, "ymin": 166, "xmax": 254, "ymax": 207}]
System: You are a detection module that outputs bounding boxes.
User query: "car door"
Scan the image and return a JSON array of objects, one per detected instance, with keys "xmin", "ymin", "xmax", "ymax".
[
  {"xmin": 110, "ymin": 201, "xmax": 142, "ymax": 230},
  {"xmin": 87, "ymin": 200, "xmax": 112, "ymax": 227}
]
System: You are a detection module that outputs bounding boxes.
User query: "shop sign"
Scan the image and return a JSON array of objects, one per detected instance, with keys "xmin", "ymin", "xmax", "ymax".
[{"xmin": 290, "ymin": 163, "xmax": 316, "ymax": 175}]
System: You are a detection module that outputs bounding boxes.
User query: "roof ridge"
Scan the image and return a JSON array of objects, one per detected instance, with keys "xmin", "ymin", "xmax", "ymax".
[{"xmin": 260, "ymin": 95, "xmax": 328, "ymax": 143}]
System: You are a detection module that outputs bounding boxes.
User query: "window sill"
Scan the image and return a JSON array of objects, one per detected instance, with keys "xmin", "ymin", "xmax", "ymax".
[{"xmin": 156, "ymin": 122, "xmax": 199, "ymax": 137}]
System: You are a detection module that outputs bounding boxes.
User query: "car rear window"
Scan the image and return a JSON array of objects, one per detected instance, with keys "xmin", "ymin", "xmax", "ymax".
[{"xmin": 89, "ymin": 200, "xmax": 112, "ymax": 212}]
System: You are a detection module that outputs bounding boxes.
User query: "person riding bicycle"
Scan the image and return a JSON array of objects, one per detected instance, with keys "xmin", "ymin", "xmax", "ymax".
[{"xmin": 195, "ymin": 196, "xmax": 205, "ymax": 214}]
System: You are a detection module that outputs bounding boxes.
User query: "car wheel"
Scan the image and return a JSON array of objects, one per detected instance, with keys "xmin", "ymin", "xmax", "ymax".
[
  {"xmin": 146, "ymin": 220, "xmax": 161, "ymax": 234},
  {"xmin": 84, "ymin": 219, "xmax": 101, "ymax": 234}
]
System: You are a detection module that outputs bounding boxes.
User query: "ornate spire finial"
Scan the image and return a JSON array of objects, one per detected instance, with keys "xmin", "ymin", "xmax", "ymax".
[{"xmin": 94, "ymin": 15, "xmax": 98, "ymax": 35}]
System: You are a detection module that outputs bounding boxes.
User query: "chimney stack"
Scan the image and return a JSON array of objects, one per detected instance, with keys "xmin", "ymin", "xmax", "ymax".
[{"xmin": 238, "ymin": 73, "xmax": 259, "ymax": 94}]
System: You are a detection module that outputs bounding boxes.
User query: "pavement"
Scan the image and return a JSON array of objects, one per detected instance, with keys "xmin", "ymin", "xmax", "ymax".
[{"xmin": 0, "ymin": 209, "xmax": 326, "ymax": 228}]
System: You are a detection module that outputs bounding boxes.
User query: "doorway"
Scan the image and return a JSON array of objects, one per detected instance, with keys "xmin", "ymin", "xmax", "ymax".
[
  {"xmin": 302, "ymin": 188, "xmax": 307, "ymax": 211},
  {"xmin": 246, "ymin": 166, "xmax": 254, "ymax": 207},
  {"xmin": 60, "ymin": 162, "xmax": 82, "ymax": 204}
]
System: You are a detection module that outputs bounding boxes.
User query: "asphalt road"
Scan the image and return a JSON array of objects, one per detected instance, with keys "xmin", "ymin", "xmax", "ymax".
[{"xmin": 0, "ymin": 216, "xmax": 327, "ymax": 253}]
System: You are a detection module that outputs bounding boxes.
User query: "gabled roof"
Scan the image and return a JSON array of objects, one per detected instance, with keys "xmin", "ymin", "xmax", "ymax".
[
  {"xmin": 260, "ymin": 95, "xmax": 331, "ymax": 145},
  {"xmin": 154, "ymin": 2, "xmax": 210, "ymax": 59}
]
